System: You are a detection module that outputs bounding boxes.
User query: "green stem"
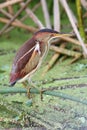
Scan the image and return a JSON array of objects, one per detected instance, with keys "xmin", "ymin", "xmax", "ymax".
[
  {"xmin": 0, "ymin": 87, "xmax": 87, "ymax": 105},
  {"xmin": 76, "ymin": 0, "xmax": 86, "ymax": 42}
]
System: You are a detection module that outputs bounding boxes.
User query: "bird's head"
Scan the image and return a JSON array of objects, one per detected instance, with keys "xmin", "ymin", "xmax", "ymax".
[{"xmin": 34, "ymin": 28, "xmax": 71, "ymax": 44}]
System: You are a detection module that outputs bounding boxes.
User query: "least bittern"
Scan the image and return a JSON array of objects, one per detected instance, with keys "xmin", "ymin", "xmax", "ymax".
[{"xmin": 10, "ymin": 28, "xmax": 71, "ymax": 98}]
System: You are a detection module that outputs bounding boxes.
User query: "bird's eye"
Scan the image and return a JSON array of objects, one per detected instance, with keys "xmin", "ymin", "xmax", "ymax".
[{"xmin": 35, "ymin": 40, "xmax": 40, "ymax": 44}]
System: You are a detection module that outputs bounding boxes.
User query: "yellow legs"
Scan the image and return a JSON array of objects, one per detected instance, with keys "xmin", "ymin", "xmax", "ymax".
[{"xmin": 22, "ymin": 81, "xmax": 48, "ymax": 100}]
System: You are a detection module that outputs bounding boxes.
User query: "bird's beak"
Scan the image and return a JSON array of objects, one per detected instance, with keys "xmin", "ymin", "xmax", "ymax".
[
  {"xmin": 48, "ymin": 33, "xmax": 72, "ymax": 44},
  {"xmin": 54, "ymin": 33, "xmax": 72, "ymax": 38}
]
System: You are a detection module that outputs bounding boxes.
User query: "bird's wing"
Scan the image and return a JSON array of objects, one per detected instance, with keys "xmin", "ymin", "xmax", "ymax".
[
  {"xmin": 10, "ymin": 39, "xmax": 41, "ymax": 85},
  {"xmin": 21, "ymin": 41, "xmax": 41, "ymax": 75},
  {"xmin": 13, "ymin": 38, "xmax": 36, "ymax": 72},
  {"xmin": 19, "ymin": 42, "xmax": 41, "ymax": 83}
]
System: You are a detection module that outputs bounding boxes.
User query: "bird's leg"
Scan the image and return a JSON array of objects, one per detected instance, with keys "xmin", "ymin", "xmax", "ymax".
[
  {"xmin": 22, "ymin": 81, "xmax": 32, "ymax": 98},
  {"xmin": 40, "ymin": 88, "xmax": 48, "ymax": 100},
  {"xmin": 28, "ymin": 80, "xmax": 44, "ymax": 100},
  {"xmin": 30, "ymin": 82, "xmax": 49, "ymax": 100},
  {"xmin": 27, "ymin": 87, "xmax": 31, "ymax": 98},
  {"xmin": 22, "ymin": 80, "xmax": 48, "ymax": 100}
]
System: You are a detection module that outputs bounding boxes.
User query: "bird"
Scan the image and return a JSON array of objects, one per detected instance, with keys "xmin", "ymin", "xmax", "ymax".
[{"xmin": 10, "ymin": 28, "xmax": 71, "ymax": 97}]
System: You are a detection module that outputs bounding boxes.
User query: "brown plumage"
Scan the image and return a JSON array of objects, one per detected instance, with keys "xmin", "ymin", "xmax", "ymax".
[{"xmin": 10, "ymin": 28, "xmax": 70, "ymax": 86}]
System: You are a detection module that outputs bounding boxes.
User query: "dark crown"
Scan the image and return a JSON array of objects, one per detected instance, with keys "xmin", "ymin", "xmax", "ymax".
[{"xmin": 35, "ymin": 28, "xmax": 59, "ymax": 35}]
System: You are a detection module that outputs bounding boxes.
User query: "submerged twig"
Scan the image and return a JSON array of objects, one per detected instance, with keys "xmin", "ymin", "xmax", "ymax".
[{"xmin": 0, "ymin": 87, "xmax": 87, "ymax": 105}]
